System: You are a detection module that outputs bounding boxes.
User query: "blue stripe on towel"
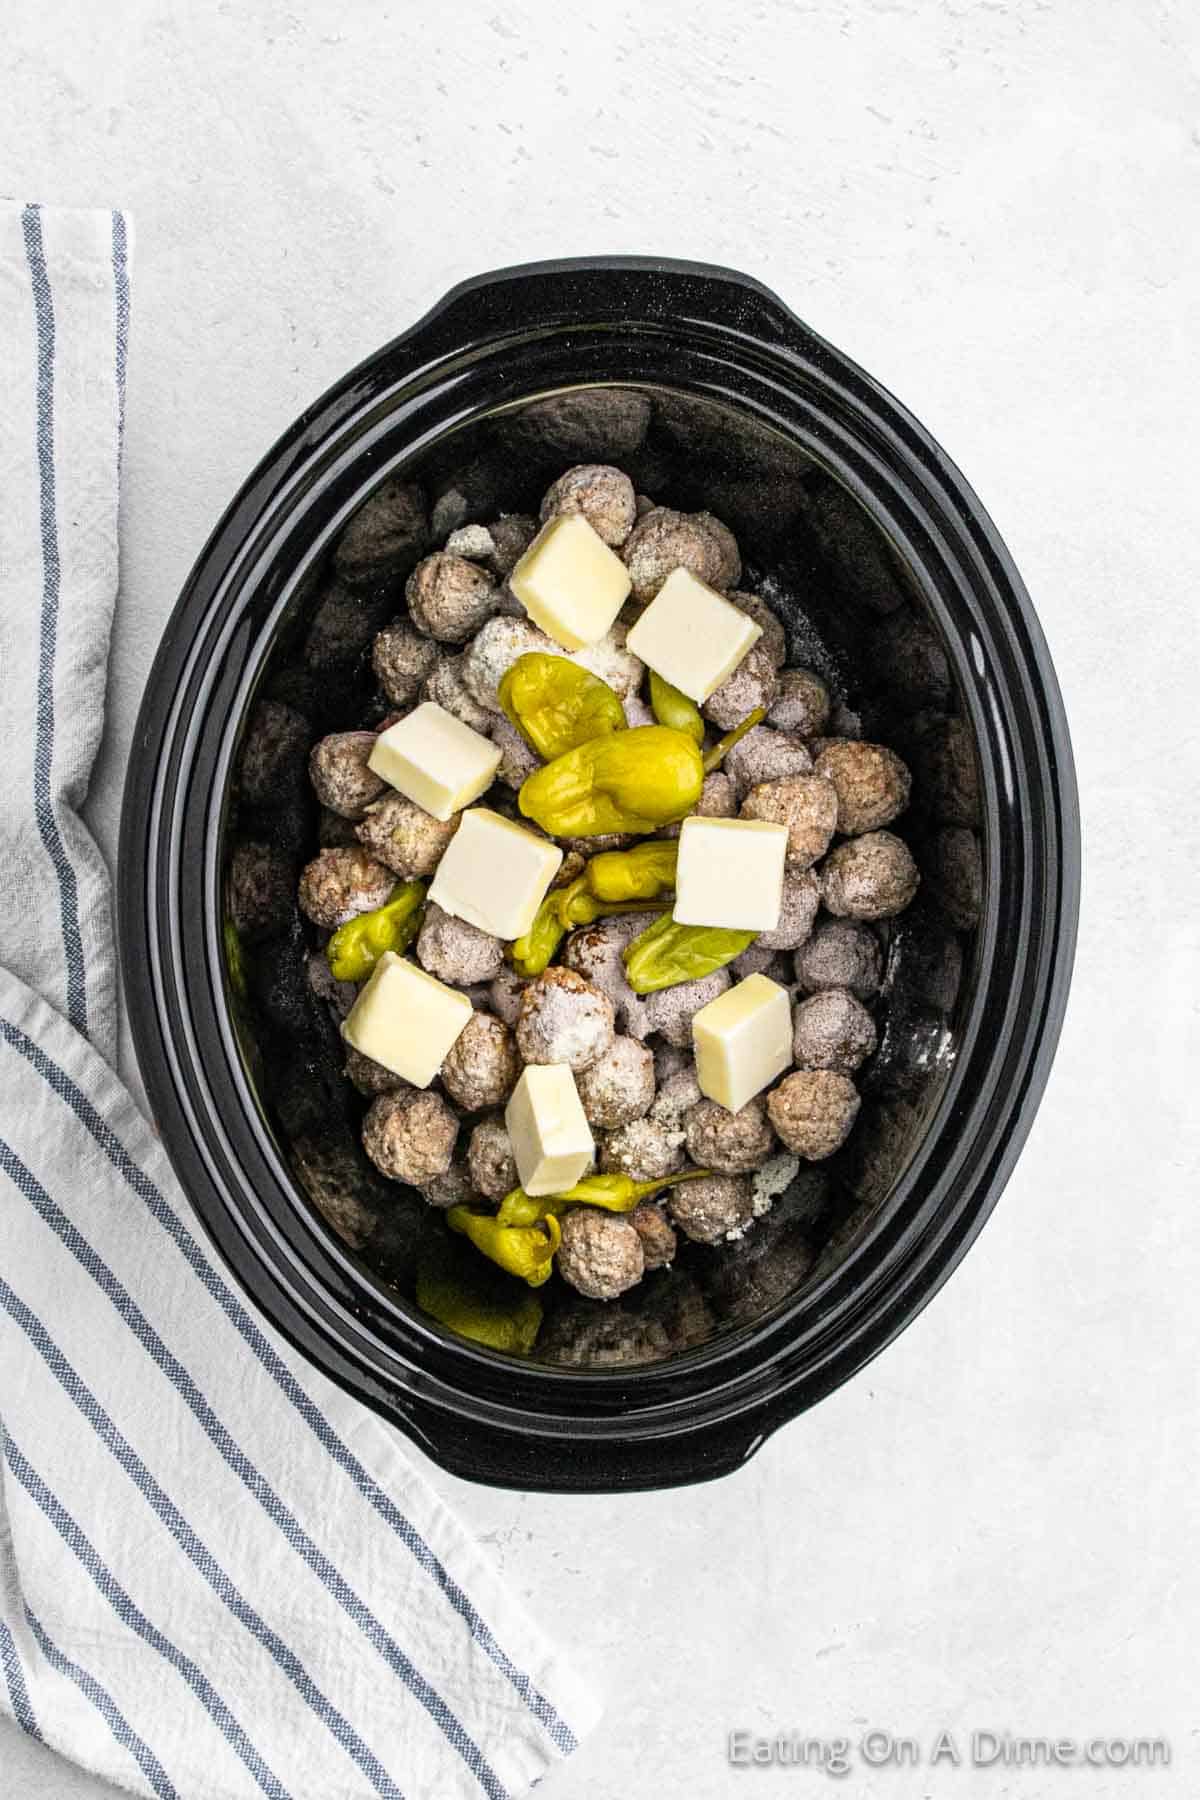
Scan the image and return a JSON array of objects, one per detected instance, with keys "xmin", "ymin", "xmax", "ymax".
[
  {"xmin": 0, "ymin": 1127, "xmax": 503, "ymax": 1800},
  {"xmin": 0, "ymin": 1617, "xmax": 41, "ymax": 1741},
  {"xmin": 0, "ymin": 1012, "xmax": 577, "ymax": 1755},
  {"xmin": 19, "ymin": 204, "xmax": 88, "ymax": 1039}
]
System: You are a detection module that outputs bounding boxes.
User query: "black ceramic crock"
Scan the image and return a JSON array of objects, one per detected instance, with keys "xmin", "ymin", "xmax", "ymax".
[{"xmin": 119, "ymin": 258, "xmax": 1079, "ymax": 1493}]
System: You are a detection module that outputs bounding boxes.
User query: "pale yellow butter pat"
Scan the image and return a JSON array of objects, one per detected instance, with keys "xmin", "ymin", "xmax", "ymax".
[
  {"xmin": 428, "ymin": 807, "xmax": 563, "ymax": 940},
  {"xmin": 693, "ymin": 974, "xmax": 793, "ymax": 1114},
  {"xmin": 341, "ymin": 951, "xmax": 472, "ymax": 1088},
  {"xmin": 673, "ymin": 816, "xmax": 787, "ymax": 932},
  {"xmin": 624, "ymin": 567, "xmax": 762, "ymax": 702},
  {"xmin": 367, "ymin": 700, "xmax": 501, "ymax": 822},
  {"xmin": 505, "ymin": 1064, "xmax": 595, "ymax": 1197},
  {"xmin": 508, "ymin": 513, "xmax": 632, "ymax": 650}
]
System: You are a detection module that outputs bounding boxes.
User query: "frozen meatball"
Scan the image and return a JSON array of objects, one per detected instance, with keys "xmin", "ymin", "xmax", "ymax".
[
  {"xmin": 684, "ymin": 1096, "xmax": 776, "ymax": 1174},
  {"xmin": 238, "ymin": 700, "xmax": 309, "ymax": 806},
  {"xmin": 406, "ymin": 552, "xmax": 498, "ymax": 644},
  {"xmin": 767, "ymin": 1070, "xmax": 860, "ymax": 1160},
  {"xmin": 334, "ymin": 478, "xmax": 426, "ymax": 587},
  {"xmin": 440, "ymin": 1012, "xmax": 520, "ymax": 1111},
  {"xmin": 488, "ymin": 965, "xmax": 531, "ymax": 1027},
  {"xmin": 702, "ymin": 642, "xmax": 779, "ymax": 733},
  {"xmin": 556, "ymin": 1209, "xmax": 644, "ymax": 1301},
  {"xmin": 659, "ymin": 769, "xmax": 735, "ymax": 838},
  {"xmin": 417, "ymin": 901, "xmax": 505, "ymax": 985},
  {"xmin": 362, "ymin": 1089, "xmax": 458, "ymax": 1187},
  {"xmin": 668, "ymin": 1173, "xmax": 754, "ymax": 1246},
  {"xmin": 540, "ymin": 463, "xmax": 637, "ymax": 547},
  {"xmin": 768, "ymin": 668, "xmax": 831, "ymax": 738},
  {"xmin": 421, "ymin": 654, "xmax": 494, "ymax": 733},
  {"xmin": 728, "ymin": 592, "xmax": 787, "ymax": 668},
  {"xmin": 792, "ymin": 989, "xmax": 877, "ymax": 1074},
  {"xmin": 821, "ymin": 831, "xmax": 920, "ymax": 920},
  {"xmin": 516, "ymin": 967, "xmax": 615, "ymax": 1071},
  {"xmin": 298, "ymin": 847, "xmax": 395, "ymax": 929},
  {"xmin": 419, "ymin": 1161, "xmax": 475, "ymax": 1210},
  {"xmin": 793, "ymin": 918, "xmax": 882, "ymax": 999},
  {"xmin": 723, "ymin": 725, "xmax": 813, "ymax": 802},
  {"xmin": 623, "ymin": 691, "xmax": 656, "ymax": 728},
  {"xmin": 648, "ymin": 1066, "xmax": 703, "ymax": 1134},
  {"xmin": 466, "ymin": 1114, "xmax": 519, "ymax": 1201},
  {"xmin": 461, "ymin": 616, "xmax": 557, "ymax": 710},
  {"xmin": 372, "ymin": 618, "xmax": 440, "ymax": 706},
  {"xmin": 308, "ymin": 731, "xmax": 387, "ymax": 820},
  {"xmin": 490, "ymin": 715, "xmax": 541, "ymax": 789},
  {"xmin": 227, "ymin": 841, "xmax": 292, "ymax": 941},
  {"xmin": 641, "ymin": 966, "xmax": 732, "ymax": 1047},
  {"xmin": 570, "ymin": 625, "xmax": 644, "ymax": 701},
  {"xmin": 741, "ymin": 774, "xmax": 838, "ymax": 870},
  {"xmin": 814, "ymin": 740, "xmax": 912, "ymax": 836},
  {"xmin": 355, "ymin": 792, "xmax": 460, "ymax": 880},
  {"xmin": 630, "ymin": 1202, "xmax": 678, "ymax": 1270},
  {"xmin": 653, "ymin": 1041, "xmax": 692, "ymax": 1086},
  {"xmin": 486, "ymin": 514, "xmax": 538, "ymax": 578},
  {"xmin": 343, "ymin": 1042, "xmax": 411, "ymax": 1096},
  {"xmin": 731, "ymin": 942, "xmax": 785, "ymax": 980},
  {"xmin": 923, "ymin": 826, "xmax": 983, "ymax": 930},
  {"xmin": 575, "ymin": 1035, "xmax": 656, "ymax": 1129},
  {"xmin": 756, "ymin": 867, "xmax": 821, "ymax": 952},
  {"xmin": 600, "ymin": 1117, "xmax": 685, "ymax": 1183},
  {"xmin": 562, "ymin": 912, "xmax": 656, "ymax": 1037},
  {"xmin": 621, "ymin": 506, "xmax": 740, "ymax": 603}
]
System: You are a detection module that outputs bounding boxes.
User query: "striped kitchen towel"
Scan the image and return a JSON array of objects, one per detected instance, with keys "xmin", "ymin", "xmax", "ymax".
[{"xmin": 0, "ymin": 203, "xmax": 599, "ymax": 1800}]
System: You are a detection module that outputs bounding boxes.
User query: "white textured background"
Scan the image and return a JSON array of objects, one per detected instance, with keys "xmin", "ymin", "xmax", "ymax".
[{"xmin": 3, "ymin": 1, "xmax": 1199, "ymax": 1796}]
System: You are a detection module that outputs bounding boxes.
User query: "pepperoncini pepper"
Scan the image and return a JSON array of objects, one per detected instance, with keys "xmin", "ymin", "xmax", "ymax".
[
  {"xmin": 518, "ymin": 725, "xmax": 704, "ymax": 837},
  {"xmin": 586, "ymin": 840, "xmax": 678, "ymax": 905},
  {"xmin": 622, "ymin": 911, "xmax": 757, "ymax": 994},
  {"xmin": 415, "ymin": 1241, "xmax": 544, "ymax": 1353},
  {"xmin": 648, "ymin": 670, "xmax": 705, "ymax": 746},
  {"xmin": 498, "ymin": 653, "xmax": 626, "ymax": 760},
  {"xmin": 507, "ymin": 893, "xmax": 568, "ymax": 977},
  {"xmin": 325, "ymin": 880, "xmax": 425, "ymax": 982},
  {"xmin": 496, "ymin": 1167, "xmax": 712, "ymax": 1226},
  {"xmin": 446, "ymin": 1205, "xmax": 561, "ymax": 1288}
]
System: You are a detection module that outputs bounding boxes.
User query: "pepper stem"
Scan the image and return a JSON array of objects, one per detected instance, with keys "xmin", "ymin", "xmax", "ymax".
[{"xmin": 703, "ymin": 705, "xmax": 766, "ymax": 773}]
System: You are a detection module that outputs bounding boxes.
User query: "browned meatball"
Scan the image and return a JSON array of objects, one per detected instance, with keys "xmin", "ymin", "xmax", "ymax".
[
  {"xmin": 767, "ymin": 1070, "xmax": 860, "ymax": 1160},
  {"xmin": 793, "ymin": 918, "xmax": 883, "ymax": 998},
  {"xmin": 599, "ymin": 1118, "xmax": 686, "ymax": 1183},
  {"xmin": 490, "ymin": 716, "xmax": 541, "ymax": 789},
  {"xmin": 421, "ymin": 654, "xmax": 494, "ymax": 733},
  {"xmin": 740, "ymin": 774, "xmax": 838, "ymax": 870},
  {"xmin": 406, "ymin": 553, "xmax": 498, "ymax": 643},
  {"xmin": 419, "ymin": 1161, "xmax": 476, "ymax": 1210},
  {"xmin": 813, "ymin": 740, "xmax": 912, "ymax": 836},
  {"xmin": 297, "ymin": 847, "xmax": 395, "ymax": 928},
  {"xmin": 466, "ymin": 1114, "xmax": 519, "ymax": 1201},
  {"xmin": 768, "ymin": 668, "xmax": 831, "ymax": 738},
  {"xmin": 728, "ymin": 592, "xmax": 787, "ymax": 668},
  {"xmin": 417, "ymin": 902, "xmax": 505, "ymax": 985},
  {"xmin": 684, "ymin": 1096, "xmax": 776, "ymax": 1174},
  {"xmin": 308, "ymin": 731, "xmax": 387, "ymax": 820},
  {"xmin": 556, "ymin": 1209, "xmax": 645, "ymax": 1300},
  {"xmin": 539, "ymin": 464, "xmax": 637, "ymax": 546},
  {"xmin": 821, "ymin": 831, "xmax": 920, "ymax": 920},
  {"xmin": 440, "ymin": 1012, "xmax": 521, "ymax": 1110},
  {"xmin": 561, "ymin": 912, "xmax": 657, "ymax": 1038},
  {"xmin": 621, "ymin": 506, "xmax": 740, "ymax": 603},
  {"xmin": 487, "ymin": 965, "xmax": 531, "ymax": 1027},
  {"xmin": 668, "ymin": 1173, "xmax": 754, "ymax": 1245},
  {"xmin": 658, "ymin": 770, "xmax": 735, "ymax": 839},
  {"xmin": 756, "ymin": 867, "xmax": 821, "ymax": 952},
  {"xmin": 641, "ymin": 967, "xmax": 732, "ymax": 1047},
  {"xmin": 702, "ymin": 642, "xmax": 779, "ymax": 732},
  {"xmin": 343, "ymin": 1042, "xmax": 411, "ymax": 1096},
  {"xmin": 355, "ymin": 793, "xmax": 460, "ymax": 880},
  {"xmin": 334, "ymin": 477, "xmax": 426, "ymax": 587},
  {"xmin": 575, "ymin": 1035, "xmax": 656, "ymax": 1129},
  {"xmin": 516, "ymin": 967, "xmax": 616, "ymax": 1071},
  {"xmin": 630, "ymin": 1202, "xmax": 678, "ymax": 1270},
  {"xmin": 723, "ymin": 725, "xmax": 813, "ymax": 802},
  {"xmin": 792, "ymin": 989, "xmax": 877, "ymax": 1074},
  {"xmin": 371, "ymin": 618, "xmax": 440, "ymax": 706},
  {"xmin": 361, "ymin": 1090, "xmax": 459, "ymax": 1186}
]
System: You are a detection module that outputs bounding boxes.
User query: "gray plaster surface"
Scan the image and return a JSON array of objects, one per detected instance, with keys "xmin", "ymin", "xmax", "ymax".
[{"xmin": 2, "ymin": 1, "xmax": 1198, "ymax": 1795}]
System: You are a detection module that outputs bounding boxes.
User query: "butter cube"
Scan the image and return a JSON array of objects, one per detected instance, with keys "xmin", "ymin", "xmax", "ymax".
[
  {"xmin": 428, "ymin": 807, "xmax": 563, "ymax": 940},
  {"xmin": 693, "ymin": 974, "xmax": 793, "ymax": 1114},
  {"xmin": 509, "ymin": 514, "xmax": 632, "ymax": 650},
  {"xmin": 341, "ymin": 951, "xmax": 472, "ymax": 1088},
  {"xmin": 673, "ymin": 816, "xmax": 788, "ymax": 932},
  {"xmin": 368, "ymin": 701, "xmax": 501, "ymax": 823},
  {"xmin": 624, "ymin": 567, "xmax": 762, "ymax": 703},
  {"xmin": 505, "ymin": 1064, "xmax": 595, "ymax": 1197}
]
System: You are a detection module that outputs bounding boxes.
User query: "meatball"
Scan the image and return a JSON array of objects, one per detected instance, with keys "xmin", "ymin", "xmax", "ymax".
[
  {"xmin": 238, "ymin": 700, "xmax": 309, "ymax": 806},
  {"xmin": 561, "ymin": 913, "xmax": 656, "ymax": 1037},
  {"xmin": 297, "ymin": 847, "xmax": 395, "ymax": 929},
  {"xmin": 871, "ymin": 610, "xmax": 952, "ymax": 711},
  {"xmin": 923, "ymin": 826, "xmax": 983, "ymax": 930},
  {"xmin": 649, "ymin": 1065, "xmax": 703, "ymax": 1134},
  {"xmin": 630, "ymin": 1202, "xmax": 678, "ymax": 1270},
  {"xmin": 575, "ymin": 1035, "xmax": 656, "ymax": 1129},
  {"xmin": 659, "ymin": 769, "xmax": 735, "ymax": 838},
  {"xmin": 731, "ymin": 942, "xmax": 785, "ymax": 981},
  {"xmin": 623, "ymin": 691, "xmax": 656, "ymax": 729},
  {"xmin": 308, "ymin": 731, "xmax": 387, "ymax": 820},
  {"xmin": 485, "ymin": 513, "xmax": 538, "ymax": 578},
  {"xmin": 792, "ymin": 989, "xmax": 877, "ymax": 1074},
  {"xmin": 668, "ymin": 1173, "xmax": 754, "ymax": 1245},
  {"xmin": 569, "ymin": 625, "xmax": 644, "ymax": 701},
  {"xmin": 640, "ymin": 966, "xmax": 732, "ymax": 1047},
  {"xmin": 419, "ymin": 1161, "xmax": 475, "ymax": 1210},
  {"xmin": 343, "ymin": 1042, "xmax": 411, "ymax": 1096},
  {"xmin": 487, "ymin": 965, "xmax": 530, "ymax": 1027},
  {"xmin": 361, "ymin": 1090, "xmax": 458, "ymax": 1187},
  {"xmin": 333, "ymin": 478, "xmax": 426, "ymax": 587},
  {"xmin": 723, "ymin": 725, "xmax": 813, "ymax": 802},
  {"xmin": 440, "ymin": 1012, "xmax": 520, "ymax": 1111},
  {"xmin": 726, "ymin": 592, "xmax": 786, "ymax": 668},
  {"xmin": 905, "ymin": 713, "xmax": 981, "ymax": 828},
  {"xmin": 814, "ymin": 740, "xmax": 912, "ymax": 836},
  {"xmin": 461, "ymin": 616, "xmax": 557, "ymax": 710},
  {"xmin": 490, "ymin": 716, "xmax": 541, "ymax": 789},
  {"xmin": 539, "ymin": 463, "xmax": 637, "ymax": 546},
  {"xmin": 756, "ymin": 867, "xmax": 821, "ymax": 952},
  {"xmin": 767, "ymin": 1070, "xmax": 861, "ymax": 1160},
  {"xmin": 417, "ymin": 902, "xmax": 505, "ymax": 985},
  {"xmin": 227, "ymin": 841, "xmax": 292, "ymax": 941},
  {"xmin": 793, "ymin": 918, "xmax": 883, "ymax": 999},
  {"xmin": 516, "ymin": 967, "xmax": 615, "ymax": 1071},
  {"xmin": 768, "ymin": 668, "xmax": 831, "ymax": 738},
  {"xmin": 821, "ymin": 831, "xmax": 920, "ymax": 920},
  {"xmin": 685, "ymin": 1096, "xmax": 776, "ymax": 1174},
  {"xmin": 740, "ymin": 774, "xmax": 838, "ymax": 870},
  {"xmin": 466, "ymin": 1114, "xmax": 519, "ymax": 1201},
  {"xmin": 355, "ymin": 792, "xmax": 460, "ymax": 880},
  {"xmin": 318, "ymin": 806, "xmax": 362, "ymax": 848},
  {"xmin": 371, "ymin": 618, "xmax": 440, "ymax": 706},
  {"xmin": 556, "ymin": 1209, "xmax": 645, "ymax": 1301},
  {"xmin": 600, "ymin": 1118, "xmax": 686, "ymax": 1183},
  {"xmin": 421, "ymin": 654, "xmax": 494, "ymax": 733},
  {"xmin": 702, "ymin": 642, "xmax": 779, "ymax": 733},
  {"xmin": 308, "ymin": 948, "xmax": 357, "ymax": 1020},
  {"xmin": 653, "ymin": 1041, "xmax": 692, "ymax": 1086},
  {"xmin": 405, "ymin": 552, "xmax": 498, "ymax": 643},
  {"xmin": 621, "ymin": 506, "xmax": 740, "ymax": 603}
]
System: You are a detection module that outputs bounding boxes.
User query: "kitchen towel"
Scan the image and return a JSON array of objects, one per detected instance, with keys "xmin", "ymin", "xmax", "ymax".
[{"xmin": 0, "ymin": 202, "xmax": 599, "ymax": 1800}]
